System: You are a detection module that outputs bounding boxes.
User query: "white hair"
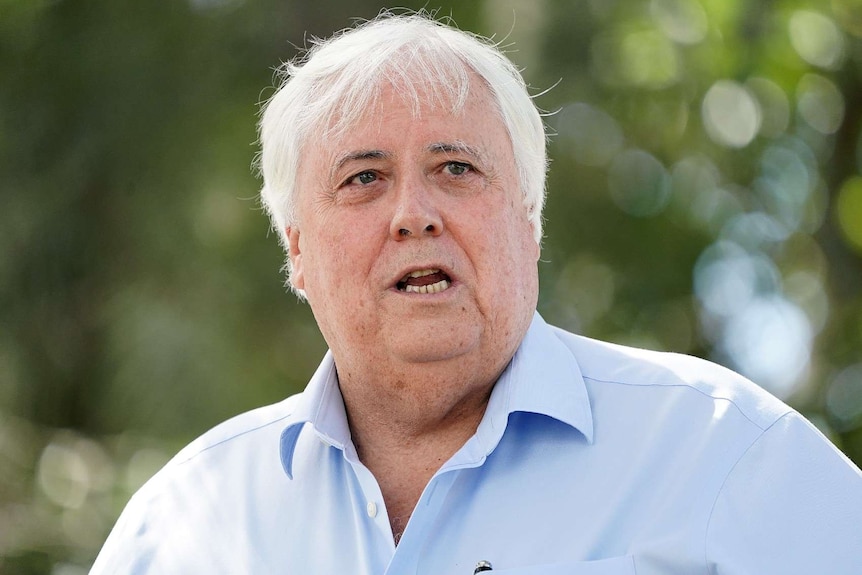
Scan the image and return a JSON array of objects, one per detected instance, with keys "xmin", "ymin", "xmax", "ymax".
[{"xmin": 257, "ymin": 11, "xmax": 548, "ymax": 284}]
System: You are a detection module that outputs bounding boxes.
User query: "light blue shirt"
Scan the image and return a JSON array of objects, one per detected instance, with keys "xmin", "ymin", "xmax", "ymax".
[{"xmin": 91, "ymin": 313, "xmax": 862, "ymax": 574}]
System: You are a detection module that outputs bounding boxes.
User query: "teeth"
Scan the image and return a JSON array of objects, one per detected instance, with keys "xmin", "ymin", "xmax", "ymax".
[
  {"xmin": 406, "ymin": 269, "xmax": 439, "ymax": 279},
  {"xmin": 404, "ymin": 279, "xmax": 450, "ymax": 294}
]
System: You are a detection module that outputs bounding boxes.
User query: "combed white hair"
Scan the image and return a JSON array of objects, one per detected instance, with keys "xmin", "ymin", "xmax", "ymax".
[{"xmin": 258, "ymin": 11, "xmax": 548, "ymax": 283}]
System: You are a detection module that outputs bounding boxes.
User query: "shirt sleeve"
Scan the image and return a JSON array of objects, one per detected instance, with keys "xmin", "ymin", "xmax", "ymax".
[{"xmin": 704, "ymin": 411, "xmax": 862, "ymax": 574}]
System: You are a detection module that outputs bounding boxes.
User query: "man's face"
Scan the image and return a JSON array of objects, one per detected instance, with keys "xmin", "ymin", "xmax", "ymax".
[{"xmin": 288, "ymin": 78, "xmax": 540, "ymax": 377}]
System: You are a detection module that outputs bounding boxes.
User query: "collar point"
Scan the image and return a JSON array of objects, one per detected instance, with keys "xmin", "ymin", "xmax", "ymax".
[{"xmin": 280, "ymin": 422, "xmax": 306, "ymax": 479}]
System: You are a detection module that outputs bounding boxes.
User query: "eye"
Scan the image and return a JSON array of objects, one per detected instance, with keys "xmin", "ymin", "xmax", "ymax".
[
  {"xmin": 444, "ymin": 161, "xmax": 472, "ymax": 176},
  {"xmin": 347, "ymin": 171, "xmax": 377, "ymax": 186}
]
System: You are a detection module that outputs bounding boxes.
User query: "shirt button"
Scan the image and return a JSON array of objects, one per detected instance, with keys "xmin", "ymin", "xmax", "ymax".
[{"xmin": 366, "ymin": 501, "xmax": 378, "ymax": 518}]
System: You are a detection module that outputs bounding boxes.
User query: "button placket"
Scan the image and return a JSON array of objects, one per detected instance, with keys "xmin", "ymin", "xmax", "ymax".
[{"xmin": 366, "ymin": 501, "xmax": 378, "ymax": 518}]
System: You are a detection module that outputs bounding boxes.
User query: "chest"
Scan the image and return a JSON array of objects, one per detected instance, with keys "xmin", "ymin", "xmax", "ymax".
[{"xmin": 219, "ymin": 423, "xmax": 737, "ymax": 575}]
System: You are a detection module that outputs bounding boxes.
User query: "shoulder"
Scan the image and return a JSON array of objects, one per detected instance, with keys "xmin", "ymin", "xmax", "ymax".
[
  {"xmin": 169, "ymin": 393, "xmax": 302, "ymax": 465},
  {"xmin": 90, "ymin": 393, "xmax": 305, "ymax": 574},
  {"xmin": 126, "ymin": 393, "xmax": 303, "ymax": 503},
  {"xmin": 547, "ymin": 324, "xmax": 791, "ymax": 431}
]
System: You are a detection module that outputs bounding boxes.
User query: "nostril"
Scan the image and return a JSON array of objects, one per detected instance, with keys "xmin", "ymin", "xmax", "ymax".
[
  {"xmin": 399, "ymin": 228, "xmax": 411, "ymax": 237},
  {"xmin": 424, "ymin": 224, "xmax": 435, "ymax": 232}
]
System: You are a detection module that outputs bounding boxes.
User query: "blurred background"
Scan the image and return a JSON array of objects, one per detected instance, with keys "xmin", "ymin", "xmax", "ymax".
[{"xmin": 2, "ymin": 0, "xmax": 862, "ymax": 572}]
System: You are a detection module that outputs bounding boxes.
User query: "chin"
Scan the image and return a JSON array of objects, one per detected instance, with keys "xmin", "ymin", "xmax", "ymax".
[{"xmin": 384, "ymin": 323, "xmax": 483, "ymax": 365}]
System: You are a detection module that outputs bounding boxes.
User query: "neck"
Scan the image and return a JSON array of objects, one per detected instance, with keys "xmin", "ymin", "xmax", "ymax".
[
  {"xmin": 338, "ymin": 353, "xmax": 505, "ymax": 451},
  {"xmin": 335, "ymin": 355, "xmax": 507, "ymax": 543}
]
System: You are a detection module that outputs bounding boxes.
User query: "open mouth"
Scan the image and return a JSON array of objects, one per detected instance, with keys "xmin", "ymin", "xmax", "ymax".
[{"xmin": 396, "ymin": 269, "xmax": 452, "ymax": 294}]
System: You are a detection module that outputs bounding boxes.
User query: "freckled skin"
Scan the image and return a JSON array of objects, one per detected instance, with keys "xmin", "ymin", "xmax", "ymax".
[{"xmin": 287, "ymin": 77, "xmax": 540, "ymax": 536}]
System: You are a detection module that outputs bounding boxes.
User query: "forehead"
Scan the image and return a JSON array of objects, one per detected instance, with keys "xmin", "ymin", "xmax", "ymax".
[{"xmin": 308, "ymin": 77, "xmax": 511, "ymax": 167}]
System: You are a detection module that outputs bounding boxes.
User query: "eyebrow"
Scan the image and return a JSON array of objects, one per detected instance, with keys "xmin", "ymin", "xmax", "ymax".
[
  {"xmin": 332, "ymin": 149, "xmax": 391, "ymax": 177},
  {"xmin": 427, "ymin": 141, "xmax": 484, "ymax": 162}
]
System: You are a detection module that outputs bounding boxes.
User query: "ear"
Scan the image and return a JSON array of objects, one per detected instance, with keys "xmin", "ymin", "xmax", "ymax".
[
  {"xmin": 527, "ymin": 216, "xmax": 542, "ymax": 262},
  {"xmin": 286, "ymin": 226, "xmax": 305, "ymax": 292}
]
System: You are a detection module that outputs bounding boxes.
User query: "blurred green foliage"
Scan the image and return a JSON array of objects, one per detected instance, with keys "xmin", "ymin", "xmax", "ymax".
[{"xmin": 2, "ymin": 0, "xmax": 861, "ymax": 571}]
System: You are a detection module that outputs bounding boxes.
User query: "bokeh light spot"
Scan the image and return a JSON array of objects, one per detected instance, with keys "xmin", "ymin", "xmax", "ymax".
[
  {"xmin": 719, "ymin": 212, "xmax": 790, "ymax": 250},
  {"xmin": 553, "ymin": 254, "xmax": 616, "ymax": 331},
  {"xmin": 37, "ymin": 441, "xmax": 90, "ymax": 509},
  {"xmin": 556, "ymin": 103, "xmax": 624, "ymax": 167},
  {"xmin": 622, "ymin": 29, "xmax": 678, "ymax": 87},
  {"xmin": 754, "ymin": 142, "xmax": 815, "ymax": 231},
  {"xmin": 783, "ymin": 269, "xmax": 830, "ymax": 334},
  {"xmin": 650, "ymin": 0, "xmax": 709, "ymax": 44},
  {"xmin": 671, "ymin": 156, "xmax": 721, "ymax": 199},
  {"xmin": 694, "ymin": 241, "xmax": 781, "ymax": 319},
  {"xmin": 702, "ymin": 80, "xmax": 761, "ymax": 148},
  {"xmin": 745, "ymin": 77, "xmax": 790, "ymax": 138},
  {"xmin": 789, "ymin": 10, "xmax": 846, "ymax": 70},
  {"xmin": 721, "ymin": 295, "xmax": 812, "ymax": 399},
  {"xmin": 797, "ymin": 73, "xmax": 845, "ymax": 135},
  {"xmin": 592, "ymin": 27, "xmax": 679, "ymax": 88},
  {"xmin": 670, "ymin": 156, "xmax": 745, "ymax": 233},
  {"xmin": 608, "ymin": 149, "xmax": 671, "ymax": 217},
  {"xmin": 826, "ymin": 364, "xmax": 862, "ymax": 431},
  {"xmin": 835, "ymin": 176, "xmax": 862, "ymax": 254}
]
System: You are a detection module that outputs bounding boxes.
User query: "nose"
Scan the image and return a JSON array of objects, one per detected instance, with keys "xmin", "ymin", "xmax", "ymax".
[{"xmin": 389, "ymin": 179, "xmax": 444, "ymax": 240}]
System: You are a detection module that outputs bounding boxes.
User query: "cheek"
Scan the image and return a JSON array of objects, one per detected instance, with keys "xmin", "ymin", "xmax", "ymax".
[
  {"xmin": 473, "ymin": 214, "xmax": 534, "ymax": 278},
  {"xmin": 498, "ymin": 211, "xmax": 540, "ymax": 292},
  {"xmin": 299, "ymin": 230, "xmax": 337, "ymax": 295},
  {"xmin": 305, "ymin": 223, "xmax": 382, "ymax": 294},
  {"xmin": 499, "ymin": 202, "xmax": 537, "ymax": 253}
]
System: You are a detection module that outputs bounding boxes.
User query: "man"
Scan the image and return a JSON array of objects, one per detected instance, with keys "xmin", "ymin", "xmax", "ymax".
[{"xmin": 92, "ymin": 12, "xmax": 862, "ymax": 574}]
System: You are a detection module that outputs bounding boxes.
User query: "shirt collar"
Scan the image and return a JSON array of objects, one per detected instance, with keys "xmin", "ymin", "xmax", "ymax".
[
  {"xmin": 279, "ymin": 351, "xmax": 348, "ymax": 479},
  {"xmin": 280, "ymin": 312, "xmax": 594, "ymax": 478},
  {"xmin": 464, "ymin": 312, "xmax": 594, "ymax": 465}
]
